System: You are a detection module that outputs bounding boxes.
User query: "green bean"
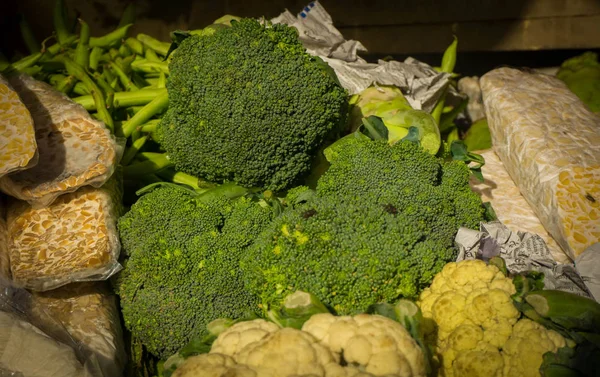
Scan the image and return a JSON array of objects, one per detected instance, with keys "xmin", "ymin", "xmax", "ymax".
[
  {"xmin": 124, "ymin": 152, "xmax": 172, "ymax": 178},
  {"xmin": 119, "ymin": 44, "xmax": 131, "ymax": 58},
  {"xmin": 109, "ymin": 61, "xmax": 138, "ymax": 91},
  {"xmin": 56, "ymin": 75, "xmax": 77, "ymax": 93},
  {"xmin": 44, "ymin": 35, "xmax": 78, "ymax": 55},
  {"xmin": 89, "ymin": 47, "xmax": 103, "ymax": 71},
  {"xmin": 53, "ymin": 0, "xmax": 73, "ymax": 45},
  {"xmin": 62, "ymin": 56, "xmax": 113, "ymax": 131},
  {"xmin": 125, "ymin": 37, "xmax": 144, "ymax": 55},
  {"xmin": 89, "ymin": 24, "xmax": 132, "ymax": 48},
  {"xmin": 11, "ymin": 52, "xmax": 42, "ymax": 71},
  {"xmin": 74, "ymin": 20, "xmax": 90, "ymax": 68},
  {"xmin": 92, "ymin": 72, "xmax": 115, "ymax": 109},
  {"xmin": 19, "ymin": 15, "xmax": 40, "ymax": 54},
  {"xmin": 137, "ymin": 34, "xmax": 170, "ymax": 56},
  {"xmin": 0, "ymin": 52, "xmax": 10, "ymax": 71},
  {"xmin": 121, "ymin": 135, "xmax": 148, "ymax": 165},
  {"xmin": 48, "ymin": 73, "xmax": 67, "ymax": 87},
  {"xmin": 441, "ymin": 36, "xmax": 458, "ymax": 74},
  {"xmin": 73, "ymin": 88, "xmax": 167, "ymax": 110},
  {"xmin": 72, "ymin": 81, "xmax": 89, "ymax": 95},
  {"xmin": 122, "ymin": 91, "xmax": 168, "ymax": 137},
  {"xmin": 118, "ymin": 3, "xmax": 136, "ymax": 28},
  {"xmin": 140, "ymin": 119, "xmax": 160, "ymax": 133},
  {"xmin": 157, "ymin": 72, "xmax": 166, "ymax": 88},
  {"xmin": 21, "ymin": 65, "xmax": 43, "ymax": 76},
  {"xmin": 144, "ymin": 48, "xmax": 161, "ymax": 62},
  {"xmin": 119, "ymin": 55, "xmax": 136, "ymax": 73},
  {"xmin": 131, "ymin": 59, "xmax": 168, "ymax": 74},
  {"xmin": 108, "ymin": 48, "xmax": 120, "ymax": 60}
]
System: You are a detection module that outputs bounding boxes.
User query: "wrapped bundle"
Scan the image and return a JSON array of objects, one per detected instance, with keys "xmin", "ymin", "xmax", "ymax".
[
  {"xmin": 0, "ymin": 73, "xmax": 38, "ymax": 177},
  {"xmin": 0, "ymin": 74, "xmax": 119, "ymax": 208},
  {"xmin": 6, "ymin": 177, "xmax": 122, "ymax": 291},
  {"xmin": 470, "ymin": 149, "xmax": 569, "ymax": 263},
  {"xmin": 481, "ymin": 67, "xmax": 600, "ymax": 260},
  {"xmin": 33, "ymin": 282, "xmax": 127, "ymax": 377}
]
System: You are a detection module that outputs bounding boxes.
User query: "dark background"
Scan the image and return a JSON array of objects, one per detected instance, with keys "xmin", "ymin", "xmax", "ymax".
[{"xmin": 2, "ymin": 0, "xmax": 600, "ymax": 75}]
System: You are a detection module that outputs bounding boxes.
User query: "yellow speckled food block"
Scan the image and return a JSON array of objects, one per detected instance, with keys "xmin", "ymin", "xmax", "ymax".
[
  {"xmin": 0, "ymin": 196, "xmax": 9, "ymax": 279},
  {"xmin": 0, "ymin": 74, "xmax": 37, "ymax": 177},
  {"xmin": 0, "ymin": 74, "xmax": 119, "ymax": 208},
  {"xmin": 481, "ymin": 67, "xmax": 600, "ymax": 260},
  {"xmin": 470, "ymin": 149, "xmax": 569, "ymax": 264}
]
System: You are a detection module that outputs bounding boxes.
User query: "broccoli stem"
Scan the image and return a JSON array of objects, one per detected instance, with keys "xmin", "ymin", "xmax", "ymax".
[
  {"xmin": 73, "ymin": 88, "xmax": 166, "ymax": 110},
  {"xmin": 137, "ymin": 33, "xmax": 170, "ymax": 56},
  {"xmin": 122, "ymin": 91, "xmax": 168, "ymax": 137},
  {"xmin": 155, "ymin": 169, "xmax": 212, "ymax": 192}
]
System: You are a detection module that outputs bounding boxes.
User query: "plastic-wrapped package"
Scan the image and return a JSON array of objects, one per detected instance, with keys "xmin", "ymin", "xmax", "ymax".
[
  {"xmin": 481, "ymin": 67, "xmax": 600, "ymax": 260},
  {"xmin": 0, "ymin": 73, "xmax": 120, "ymax": 208},
  {"xmin": 0, "ymin": 73, "xmax": 38, "ymax": 177},
  {"xmin": 32, "ymin": 282, "xmax": 127, "ymax": 377},
  {"xmin": 6, "ymin": 176, "xmax": 122, "ymax": 291},
  {"xmin": 0, "ymin": 196, "xmax": 9, "ymax": 279},
  {"xmin": 470, "ymin": 149, "xmax": 570, "ymax": 264},
  {"xmin": 0, "ymin": 276, "xmax": 103, "ymax": 377}
]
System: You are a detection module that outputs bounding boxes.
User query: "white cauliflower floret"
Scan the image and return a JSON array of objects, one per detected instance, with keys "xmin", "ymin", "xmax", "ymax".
[
  {"xmin": 171, "ymin": 353, "xmax": 259, "ymax": 377},
  {"xmin": 234, "ymin": 327, "xmax": 340, "ymax": 376},
  {"xmin": 302, "ymin": 313, "xmax": 426, "ymax": 377},
  {"xmin": 210, "ymin": 319, "xmax": 280, "ymax": 356}
]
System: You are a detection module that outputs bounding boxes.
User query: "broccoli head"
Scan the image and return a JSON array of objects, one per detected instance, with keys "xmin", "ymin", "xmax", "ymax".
[
  {"xmin": 242, "ymin": 137, "xmax": 485, "ymax": 315},
  {"xmin": 159, "ymin": 18, "xmax": 349, "ymax": 191},
  {"xmin": 116, "ymin": 185, "xmax": 274, "ymax": 358}
]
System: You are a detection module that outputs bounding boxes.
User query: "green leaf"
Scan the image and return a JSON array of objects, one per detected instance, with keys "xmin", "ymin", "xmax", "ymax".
[
  {"xmin": 483, "ymin": 202, "xmax": 498, "ymax": 222},
  {"xmin": 360, "ymin": 116, "xmax": 389, "ymax": 141},
  {"xmin": 464, "ymin": 118, "xmax": 492, "ymax": 151},
  {"xmin": 267, "ymin": 291, "xmax": 331, "ymax": 329},
  {"xmin": 439, "ymin": 96, "xmax": 468, "ymax": 133},
  {"xmin": 401, "ymin": 126, "xmax": 421, "ymax": 144},
  {"xmin": 450, "ymin": 140, "xmax": 486, "ymax": 181},
  {"xmin": 165, "ymin": 30, "xmax": 192, "ymax": 59}
]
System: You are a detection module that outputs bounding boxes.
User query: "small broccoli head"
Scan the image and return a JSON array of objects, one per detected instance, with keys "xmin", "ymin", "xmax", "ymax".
[
  {"xmin": 116, "ymin": 186, "xmax": 273, "ymax": 358},
  {"xmin": 160, "ymin": 18, "xmax": 349, "ymax": 191}
]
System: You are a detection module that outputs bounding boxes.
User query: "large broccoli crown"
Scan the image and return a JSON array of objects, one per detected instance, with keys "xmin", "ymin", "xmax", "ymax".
[
  {"xmin": 116, "ymin": 185, "xmax": 273, "ymax": 358},
  {"xmin": 159, "ymin": 18, "xmax": 349, "ymax": 191},
  {"xmin": 242, "ymin": 138, "xmax": 485, "ymax": 315}
]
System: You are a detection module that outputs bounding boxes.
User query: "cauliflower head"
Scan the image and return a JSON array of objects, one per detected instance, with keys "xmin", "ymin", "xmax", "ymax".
[
  {"xmin": 417, "ymin": 260, "xmax": 568, "ymax": 377},
  {"xmin": 502, "ymin": 319, "xmax": 567, "ymax": 377},
  {"xmin": 302, "ymin": 313, "xmax": 427, "ymax": 377}
]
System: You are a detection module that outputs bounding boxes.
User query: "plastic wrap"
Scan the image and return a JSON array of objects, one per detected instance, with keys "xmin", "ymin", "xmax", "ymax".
[
  {"xmin": 0, "ymin": 196, "xmax": 9, "ymax": 279},
  {"xmin": 32, "ymin": 282, "xmax": 127, "ymax": 377},
  {"xmin": 0, "ymin": 74, "xmax": 120, "ymax": 208},
  {"xmin": 6, "ymin": 175, "xmax": 123, "ymax": 291},
  {"xmin": 0, "ymin": 276, "xmax": 103, "ymax": 377},
  {"xmin": 481, "ymin": 67, "xmax": 600, "ymax": 260},
  {"xmin": 470, "ymin": 149, "xmax": 570, "ymax": 264},
  {"xmin": 0, "ymin": 73, "xmax": 38, "ymax": 177}
]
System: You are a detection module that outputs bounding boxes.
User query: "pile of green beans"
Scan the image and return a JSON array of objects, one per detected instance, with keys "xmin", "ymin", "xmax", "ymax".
[{"xmin": 2, "ymin": 0, "xmax": 211, "ymax": 202}]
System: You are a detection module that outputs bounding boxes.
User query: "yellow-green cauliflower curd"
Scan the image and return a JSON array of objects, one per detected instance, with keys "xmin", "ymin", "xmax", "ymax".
[{"xmin": 417, "ymin": 260, "xmax": 567, "ymax": 377}]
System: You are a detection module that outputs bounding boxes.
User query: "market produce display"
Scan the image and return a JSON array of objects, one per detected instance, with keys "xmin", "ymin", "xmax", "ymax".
[{"xmin": 0, "ymin": 1, "xmax": 599, "ymax": 377}]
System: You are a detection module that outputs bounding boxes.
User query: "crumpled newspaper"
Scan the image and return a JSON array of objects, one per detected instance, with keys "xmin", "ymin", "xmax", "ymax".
[
  {"xmin": 272, "ymin": 1, "xmax": 453, "ymax": 112},
  {"xmin": 455, "ymin": 222, "xmax": 596, "ymax": 300}
]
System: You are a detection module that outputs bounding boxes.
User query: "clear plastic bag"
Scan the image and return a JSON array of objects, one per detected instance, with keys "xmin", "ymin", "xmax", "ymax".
[
  {"xmin": 32, "ymin": 282, "xmax": 127, "ymax": 377},
  {"xmin": 0, "ymin": 74, "xmax": 121, "ymax": 209},
  {"xmin": 481, "ymin": 67, "xmax": 600, "ymax": 260},
  {"xmin": 0, "ymin": 276, "xmax": 104, "ymax": 377},
  {"xmin": 6, "ymin": 175, "xmax": 123, "ymax": 291},
  {"xmin": 0, "ymin": 73, "xmax": 38, "ymax": 178}
]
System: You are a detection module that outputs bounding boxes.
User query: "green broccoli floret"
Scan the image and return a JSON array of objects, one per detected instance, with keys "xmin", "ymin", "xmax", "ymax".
[
  {"xmin": 159, "ymin": 18, "xmax": 348, "ymax": 191},
  {"xmin": 116, "ymin": 185, "xmax": 273, "ymax": 358},
  {"xmin": 242, "ymin": 137, "xmax": 485, "ymax": 315}
]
